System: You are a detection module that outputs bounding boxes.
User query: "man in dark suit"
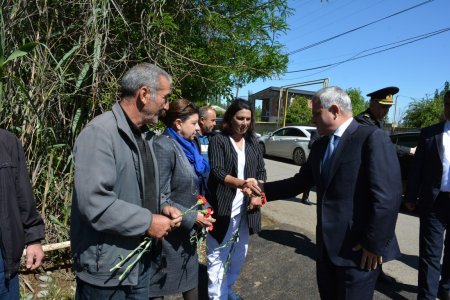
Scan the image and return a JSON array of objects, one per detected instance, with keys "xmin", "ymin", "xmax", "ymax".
[
  {"xmin": 301, "ymin": 129, "xmax": 320, "ymax": 205},
  {"xmin": 355, "ymin": 86, "xmax": 412, "ymax": 285},
  {"xmin": 263, "ymin": 86, "xmax": 402, "ymax": 299},
  {"xmin": 404, "ymin": 90, "xmax": 450, "ymax": 300}
]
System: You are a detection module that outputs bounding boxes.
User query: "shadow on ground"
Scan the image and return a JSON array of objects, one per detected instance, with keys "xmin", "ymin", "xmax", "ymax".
[{"xmin": 167, "ymin": 223, "xmax": 418, "ymax": 300}]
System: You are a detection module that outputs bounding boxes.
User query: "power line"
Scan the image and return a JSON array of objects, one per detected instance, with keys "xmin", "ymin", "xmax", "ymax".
[
  {"xmin": 285, "ymin": 27, "xmax": 450, "ymax": 74},
  {"xmin": 290, "ymin": 0, "xmax": 387, "ymax": 41},
  {"xmin": 287, "ymin": 0, "xmax": 434, "ymax": 56}
]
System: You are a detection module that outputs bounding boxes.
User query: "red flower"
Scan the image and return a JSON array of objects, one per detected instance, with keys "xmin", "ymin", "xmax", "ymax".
[
  {"xmin": 196, "ymin": 195, "xmax": 207, "ymax": 206},
  {"xmin": 201, "ymin": 207, "xmax": 214, "ymax": 218},
  {"xmin": 261, "ymin": 192, "xmax": 267, "ymax": 205}
]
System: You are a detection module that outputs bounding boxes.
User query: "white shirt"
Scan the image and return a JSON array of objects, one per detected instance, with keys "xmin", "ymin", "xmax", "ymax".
[
  {"xmin": 321, "ymin": 117, "xmax": 353, "ymax": 165},
  {"xmin": 440, "ymin": 121, "xmax": 450, "ymax": 191},
  {"xmin": 230, "ymin": 137, "xmax": 246, "ymax": 217},
  {"xmin": 334, "ymin": 117, "xmax": 353, "ymax": 140}
]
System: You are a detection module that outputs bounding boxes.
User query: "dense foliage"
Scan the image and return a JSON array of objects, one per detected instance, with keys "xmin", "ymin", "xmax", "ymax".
[
  {"xmin": 402, "ymin": 81, "xmax": 449, "ymax": 128},
  {"xmin": 0, "ymin": 0, "xmax": 291, "ymax": 245},
  {"xmin": 285, "ymin": 96, "xmax": 312, "ymax": 125},
  {"xmin": 346, "ymin": 87, "xmax": 367, "ymax": 116}
]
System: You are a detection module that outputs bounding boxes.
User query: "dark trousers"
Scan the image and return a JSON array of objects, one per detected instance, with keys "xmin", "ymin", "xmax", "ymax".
[
  {"xmin": 75, "ymin": 255, "xmax": 151, "ymax": 300},
  {"xmin": 0, "ymin": 252, "xmax": 19, "ymax": 300},
  {"xmin": 317, "ymin": 246, "xmax": 380, "ymax": 300},
  {"xmin": 418, "ymin": 192, "xmax": 450, "ymax": 299}
]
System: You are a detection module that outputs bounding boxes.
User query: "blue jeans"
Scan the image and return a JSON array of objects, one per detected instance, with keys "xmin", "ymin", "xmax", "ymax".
[{"xmin": 0, "ymin": 251, "xmax": 19, "ymax": 300}]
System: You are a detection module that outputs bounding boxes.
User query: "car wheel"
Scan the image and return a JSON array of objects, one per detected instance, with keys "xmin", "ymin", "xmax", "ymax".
[
  {"xmin": 259, "ymin": 143, "xmax": 266, "ymax": 156},
  {"xmin": 293, "ymin": 148, "xmax": 306, "ymax": 165}
]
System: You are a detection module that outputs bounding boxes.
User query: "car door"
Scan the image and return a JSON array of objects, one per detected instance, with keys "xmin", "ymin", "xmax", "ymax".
[
  {"xmin": 280, "ymin": 128, "xmax": 308, "ymax": 159},
  {"xmin": 265, "ymin": 128, "xmax": 287, "ymax": 156}
]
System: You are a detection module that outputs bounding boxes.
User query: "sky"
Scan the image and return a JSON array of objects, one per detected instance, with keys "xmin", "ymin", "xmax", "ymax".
[{"xmin": 235, "ymin": 0, "xmax": 450, "ymax": 123}]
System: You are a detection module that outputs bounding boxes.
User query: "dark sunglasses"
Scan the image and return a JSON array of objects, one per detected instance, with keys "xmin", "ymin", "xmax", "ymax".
[{"xmin": 181, "ymin": 102, "xmax": 196, "ymax": 112}]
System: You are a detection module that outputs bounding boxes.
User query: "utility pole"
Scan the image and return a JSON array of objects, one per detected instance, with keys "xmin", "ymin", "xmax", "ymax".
[{"xmin": 278, "ymin": 78, "xmax": 330, "ymax": 128}]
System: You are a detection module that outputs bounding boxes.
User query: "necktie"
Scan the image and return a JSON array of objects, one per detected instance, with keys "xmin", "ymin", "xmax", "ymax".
[{"xmin": 322, "ymin": 134, "xmax": 338, "ymax": 176}]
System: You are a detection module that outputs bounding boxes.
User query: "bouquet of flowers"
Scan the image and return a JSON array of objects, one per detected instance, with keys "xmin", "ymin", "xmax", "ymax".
[{"xmin": 190, "ymin": 197, "xmax": 214, "ymax": 247}]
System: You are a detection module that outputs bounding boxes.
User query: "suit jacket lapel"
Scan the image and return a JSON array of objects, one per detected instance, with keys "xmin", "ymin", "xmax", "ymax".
[{"xmin": 322, "ymin": 120, "xmax": 359, "ymax": 187}]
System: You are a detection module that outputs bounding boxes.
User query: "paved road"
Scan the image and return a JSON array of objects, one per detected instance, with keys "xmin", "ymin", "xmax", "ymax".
[{"xmin": 168, "ymin": 157, "xmax": 420, "ymax": 299}]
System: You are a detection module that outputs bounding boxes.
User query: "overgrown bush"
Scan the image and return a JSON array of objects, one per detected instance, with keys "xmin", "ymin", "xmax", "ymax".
[{"xmin": 0, "ymin": 0, "xmax": 290, "ymax": 264}]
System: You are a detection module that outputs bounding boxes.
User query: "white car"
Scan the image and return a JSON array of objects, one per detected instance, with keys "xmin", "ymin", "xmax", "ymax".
[{"xmin": 259, "ymin": 126, "xmax": 316, "ymax": 165}]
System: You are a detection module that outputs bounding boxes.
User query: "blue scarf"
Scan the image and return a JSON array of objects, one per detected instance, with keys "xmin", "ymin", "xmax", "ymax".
[{"xmin": 167, "ymin": 127, "xmax": 210, "ymax": 179}]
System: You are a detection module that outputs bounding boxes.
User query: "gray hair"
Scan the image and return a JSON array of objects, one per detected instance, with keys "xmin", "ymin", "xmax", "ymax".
[
  {"xmin": 313, "ymin": 86, "xmax": 352, "ymax": 114},
  {"xmin": 198, "ymin": 106, "xmax": 215, "ymax": 119},
  {"xmin": 120, "ymin": 63, "xmax": 172, "ymax": 99}
]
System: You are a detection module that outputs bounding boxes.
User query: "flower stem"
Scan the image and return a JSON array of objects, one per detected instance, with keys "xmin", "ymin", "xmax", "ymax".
[
  {"xmin": 118, "ymin": 238, "xmax": 152, "ymax": 281},
  {"xmin": 110, "ymin": 238, "xmax": 150, "ymax": 272}
]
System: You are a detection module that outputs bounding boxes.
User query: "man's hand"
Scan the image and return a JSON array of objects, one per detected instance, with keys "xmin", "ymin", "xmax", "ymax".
[
  {"xmin": 195, "ymin": 211, "xmax": 216, "ymax": 228},
  {"xmin": 162, "ymin": 205, "xmax": 183, "ymax": 228},
  {"xmin": 26, "ymin": 244, "xmax": 44, "ymax": 270},
  {"xmin": 248, "ymin": 196, "xmax": 263, "ymax": 210},
  {"xmin": 147, "ymin": 214, "xmax": 179, "ymax": 239},
  {"xmin": 353, "ymin": 244, "xmax": 383, "ymax": 271},
  {"xmin": 242, "ymin": 178, "xmax": 261, "ymax": 197}
]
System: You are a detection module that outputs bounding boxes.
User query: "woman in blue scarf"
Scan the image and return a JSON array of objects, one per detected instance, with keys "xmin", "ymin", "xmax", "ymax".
[{"xmin": 150, "ymin": 98, "xmax": 215, "ymax": 300}]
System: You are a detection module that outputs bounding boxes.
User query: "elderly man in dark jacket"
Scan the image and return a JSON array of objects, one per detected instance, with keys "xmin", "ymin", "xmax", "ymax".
[
  {"xmin": 263, "ymin": 87, "xmax": 402, "ymax": 300},
  {"xmin": 0, "ymin": 129, "xmax": 45, "ymax": 299}
]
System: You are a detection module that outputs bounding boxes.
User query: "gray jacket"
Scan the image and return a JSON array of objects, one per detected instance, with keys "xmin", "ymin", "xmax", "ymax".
[
  {"xmin": 71, "ymin": 102, "xmax": 159, "ymax": 286},
  {"xmin": 149, "ymin": 131, "xmax": 200, "ymax": 295}
]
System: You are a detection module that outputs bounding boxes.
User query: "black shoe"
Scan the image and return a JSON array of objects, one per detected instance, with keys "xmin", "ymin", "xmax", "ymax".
[
  {"xmin": 301, "ymin": 198, "xmax": 312, "ymax": 205},
  {"xmin": 438, "ymin": 288, "xmax": 450, "ymax": 300},
  {"xmin": 378, "ymin": 271, "xmax": 396, "ymax": 284}
]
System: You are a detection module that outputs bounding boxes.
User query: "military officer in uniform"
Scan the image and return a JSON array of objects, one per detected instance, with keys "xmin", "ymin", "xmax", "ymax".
[
  {"xmin": 355, "ymin": 86, "xmax": 398, "ymax": 128},
  {"xmin": 355, "ymin": 86, "xmax": 416, "ymax": 157}
]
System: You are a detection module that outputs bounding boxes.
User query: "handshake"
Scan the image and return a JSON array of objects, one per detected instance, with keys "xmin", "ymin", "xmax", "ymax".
[{"xmin": 241, "ymin": 178, "xmax": 266, "ymax": 211}]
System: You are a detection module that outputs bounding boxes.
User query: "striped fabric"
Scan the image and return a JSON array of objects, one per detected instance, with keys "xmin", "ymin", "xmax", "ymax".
[{"xmin": 207, "ymin": 133, "xmax": 267, "ymax": 243}]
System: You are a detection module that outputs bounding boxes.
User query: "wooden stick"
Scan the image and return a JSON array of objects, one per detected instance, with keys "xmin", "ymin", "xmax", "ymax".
[{"xmin": 22, "ymin": 241, "xmax": 71, "ymax": 256}]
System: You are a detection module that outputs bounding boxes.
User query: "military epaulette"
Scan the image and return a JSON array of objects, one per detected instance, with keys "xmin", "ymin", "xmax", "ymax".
[{"xmin": 363, "ymin": 113, "xmax": 371, "ymax": 119}]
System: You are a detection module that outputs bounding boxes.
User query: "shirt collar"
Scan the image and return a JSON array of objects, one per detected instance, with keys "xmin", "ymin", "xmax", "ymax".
[
  {"xmin": 120, "ymin": 104, "xmax": 148, "ymax": 135},
  {"xmin": 333, "ymin": 117, "xmax": 353, "ymax": 138}
]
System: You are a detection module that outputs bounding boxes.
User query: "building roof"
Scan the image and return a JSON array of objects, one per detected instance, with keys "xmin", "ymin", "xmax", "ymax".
[{"xmin": 249, "ymin": 86, "xmax": 315, "ymax": 99}]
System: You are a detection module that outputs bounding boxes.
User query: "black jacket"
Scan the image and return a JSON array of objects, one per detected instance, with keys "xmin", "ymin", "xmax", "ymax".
[
  {"xmin": 264, "ymin": 121, "xmax": 401, "ymax": 266},
  {"xmin": 405, "ymin": 122, "xmax": 445, "ymax": 211},
  {"xmin": 0, "ymin": 129, "xmax": 44, "ymax": 278}
]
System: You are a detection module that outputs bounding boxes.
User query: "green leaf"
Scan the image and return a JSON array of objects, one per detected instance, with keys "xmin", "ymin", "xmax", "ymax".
[
  {"xmin": 56, "ymin": 44, "xmax": 80, "ymax": 70},
  {"xmin": 75, "ymin": 63, "xmax": 90, "ymax": 92},
  {"xmin": 71, "ymin": 108, "xmax": 82, "ymax": 139},
  {"xmin": 3, "ymin": 42, "xmax": 38, "ymax": 65},
  {"xmin": 49, "ymin": 214, "xmax": 65, "ymax": 228}
]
